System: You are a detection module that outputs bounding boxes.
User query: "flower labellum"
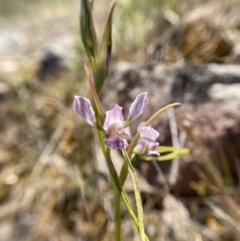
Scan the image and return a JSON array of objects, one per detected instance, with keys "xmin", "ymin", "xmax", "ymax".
[
  {"xmin": 73, "ymin": 96, "xmax": 96, "ymax": 126},
  {"xmin": 103, "ymin": 105, "xmax": 129, "ymax": 149},
  {"xmin": 105, "ymin": 137, "xmax": 128, "ymax": 149}
]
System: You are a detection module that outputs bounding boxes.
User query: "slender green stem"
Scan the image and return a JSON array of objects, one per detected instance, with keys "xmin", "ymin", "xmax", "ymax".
[
  {"xmin": 119, "ymin": 161, "xmax": 128, "ymax": 185},
  {"xmin": 115, "ymin": 161, "xmax": 127, "ymax": 241},
  {"xmin": 96, "ymin": 129, "xmax": 105, "ymax": 155},
  {"xmin": 105, "ymin": 149, "xmax": 149, "ymax": 241},
  {"xmin": 114, "ymin": 190, "xmax": 121, "ymax": 241},
  {"xmin": 105, "ymin": 149, "xmax": 138, "ymax": 225},
  {"xmin": 96, "ymin": 133, "xmax": 123, "ymax": 240}
]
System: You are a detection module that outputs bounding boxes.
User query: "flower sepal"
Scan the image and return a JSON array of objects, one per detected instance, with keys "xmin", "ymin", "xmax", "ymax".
[
  {"xmin": 124, "ymin": 92, "xmax": 148, "ymax": 127},
  {"xmin": 73, "ymin": 96, "xmax": 96, "ymax": 126}
]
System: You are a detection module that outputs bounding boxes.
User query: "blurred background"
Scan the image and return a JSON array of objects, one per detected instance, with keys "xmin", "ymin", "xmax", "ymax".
[{"xmin": 1, "ymin": 0, "xmax": 240, "ymax": 240}]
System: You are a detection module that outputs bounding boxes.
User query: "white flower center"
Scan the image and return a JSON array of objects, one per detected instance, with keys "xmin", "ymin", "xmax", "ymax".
[{"xmin": 107, "ymin": 122, "xmax": 123, "ymax": 138}]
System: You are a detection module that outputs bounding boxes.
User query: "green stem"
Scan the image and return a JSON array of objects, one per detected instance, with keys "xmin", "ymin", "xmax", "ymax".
[
  {"xmin": 105, "ymin": 149, "xmax": 138, "ymax": 225},
  {"xmin": 114, "ymin": 190, "xmax": 121, "ymax": 241},
  {"xmin": 119, "ymin": 161, "xmax": 128, "ymax": 185},
  {"xmin": 96, "ymin": 129, "xmax": 106, "ymax": 156},
  {"xmin": 105, "ymin": 149, "xmax": 149, "ymax": 241},
  {"xmin": 95, "ymin": 131, "xmax": 121, "ymax": 240}
]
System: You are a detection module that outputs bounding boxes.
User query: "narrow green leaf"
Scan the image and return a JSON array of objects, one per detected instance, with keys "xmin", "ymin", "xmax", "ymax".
[
  {"xmin": 157, "ymin": 146, "xmax": 189, "ymax": 154},
  {"xmin": 80, "ymin": 0, "xmax": 97, "ymax": 69},
  {"xmin": 157, "ymin": 146, "xmax": 180, "ymax": 153},
  {"xmin": 122, "ymin": 150, "xmax": 146, "ymax": 241},
  {"xmin": 144, "ymin": 149, "xmax": 189, "ymax": 161},
  {"xmin": 94, "ymin": 0, "xmax": 117, "ymax": 95}
]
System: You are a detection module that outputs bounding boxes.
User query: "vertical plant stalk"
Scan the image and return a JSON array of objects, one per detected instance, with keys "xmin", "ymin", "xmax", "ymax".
[
  {"xmin": 105, "ymin": 149, "xmax": 139, "ymax": 226},
  {"xmin": 105, "ymin": 149, "xmax": 150, "ymax": 240},
  {"xmin": 114, "ymin": 191, "xmax": 121, "ymax": 241}
]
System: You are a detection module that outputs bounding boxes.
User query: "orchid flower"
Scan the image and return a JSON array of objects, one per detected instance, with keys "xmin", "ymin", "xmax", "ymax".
[
  {"xmin": 73, "ymin": 92, "xmax": 148, "ymax": 149},
  {"xmin": 134, "ymin": 124, "xmax": 160, "ymax": 156}
]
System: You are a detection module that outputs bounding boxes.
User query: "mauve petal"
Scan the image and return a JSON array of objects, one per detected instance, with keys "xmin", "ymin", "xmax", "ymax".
[
  {"xmin": 133, "ymin": 138, "xmax": 148, "ymax": 155},
  {"xmin": 137, "ymin": 122, "xmax": 145, "ymax": 132},
  {"xmin": 104, "ymin": 137, "xmax": 128, "ymax": 149},
  {"xmin": 140, "ymin": 126, "xmax": 159, "ymax": 141},
  {"xmin": 150, "ymin": 142, "xmax": 159, "ymax": 151},
  {"xmin": 73, "ymin": 96, "xmax": 96, "ymax": 126},
  {"xmin": 128, "ymin": 92, "xmax": 148, "ymax": 122},
  {"xmin": 134, "ymin": 138, "xmax": 160, "ymax": 156},
  {"xmin": 103, "ymin": 105, "xmax": 124, "ymax": 130},
  {"xmin": 123, "ymin": 126, "xmax": 131, "ymax": 138}
]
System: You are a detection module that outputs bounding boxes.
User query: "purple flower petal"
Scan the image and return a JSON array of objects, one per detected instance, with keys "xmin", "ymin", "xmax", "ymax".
[
  {"xmin": 133, "ymin": 138, "xmax": 148, "ymax": 155},
  {"xmin": 128, "ymin": 92, "xmax": 148, "ymax": 122},
  {"xmin": 134, "ymin": 138, "xmax": 160, "ymax": 156},
  {"xmin": 139, "ymin": 126, "xmax": 159, "ymax": 142},
  {"xmin": 137, "ymin": 122, "xmax": 145, "ymax": 132},
  {"xmin": 150, "ymin": 142, "xmax": 159, "ymax": 151},
  {"xmin": 103, "ymin": 105, "xmax": 124, "ymax": 130},
  {"xmin": 104, "ymin": 137, "xmax": 128, "ymax": 149},
  {"xmin": 149, "ymin": 142, "xmax": 160, "ymax": 156},
  {"xmin": 73, "ymin": 96, "xmax": 96, "ymax": 126}
]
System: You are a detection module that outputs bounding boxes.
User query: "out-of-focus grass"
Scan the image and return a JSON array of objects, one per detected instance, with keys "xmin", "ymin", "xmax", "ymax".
[
  {"xmin": 0, "ymin": 0, "xmax": 77, "ymax": 17},
  {"xmin": 114, "ymin": 0, "xmax": 176, "ymax": 51}
]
